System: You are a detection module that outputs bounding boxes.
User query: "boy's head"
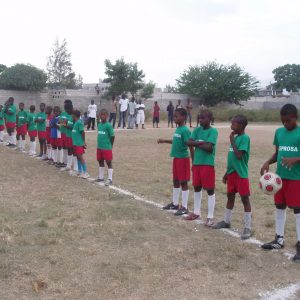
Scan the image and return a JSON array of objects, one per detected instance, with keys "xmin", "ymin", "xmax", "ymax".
[
  {"xmin": 8, "ymin": 97, "xmax": 14, "ymax": 105},
  {"xmin": 40, "ymin": 103, "xmax": 45, "ymax": 112},
  {"xmin": 154, "ymin": 101, "xmax": 158, "ymax": 105},
  {"xmin": 53, "ymin": 106, "xmax": 60, "ymax": 116},
  {"xmin": 29, "ymin": 105, "xmax": 35, "ymax": 113},
  {"xmin": 72, "ymin": 110, "xmax": 81, "ymax": 121},
  {"xmin": 64, "ymin": 99, "xmax": 72, "ymax": 106},
  {"xmin": 91, "ymin": 99, "xmax": 95, "ymax": 105},
  {"xmin": 45, "ymin": 106, "xmax": 53, "ymax": 115},
  {"xmin": 174, "ymin": 108, "xmax": 187, "ymax": 125},
  {"xmin": 19, "ymin": 102, "xmax": 25, "ymax": 110},
  {"xmin": 199, "ymin": 109, "xmax": 213, "ymax": 128},
  {"xmin": 280, "ymin": 104, "xmax": 298, "ymax": 131},
  {"xmin": 131, "ymin": 97, "xmax": 135, "ymax": 102},
  {"xmin": 99, "ymin": 109, "xmax": 109, "ymax": 122},
  {"xmin": 64, "ymin": 102, "xmax": 73, "ymax": 115},
  {"xmin": 122, "ymin": 94, "xmax": 126, "ymax": 100},
  {"xmin": 231, "ymin": 115, "xmax": 248, "ymax": 134}
]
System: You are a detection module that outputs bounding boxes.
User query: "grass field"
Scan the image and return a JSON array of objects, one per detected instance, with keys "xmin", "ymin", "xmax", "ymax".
[{"xmin": 0, "ymin": 122, "xmax": 299, "ymax": 299}]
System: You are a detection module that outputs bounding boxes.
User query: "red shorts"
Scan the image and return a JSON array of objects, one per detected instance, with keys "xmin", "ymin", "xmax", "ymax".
[
  {"xmin": 16, "ymin": 125, "xmax": 27, "ymax": 136},
  {"xmin": 28, "ymin": 130, "xmax": 37, "ymax": 138},
  {"xmin": 38, "ymin": 131, "xmax": 46, "ymax": 140},
  {"xmin": 97, "ymin": 149, "xmax": 113, "ymax": 161},
  {"xmin": 173, "ymin": 157, "xmax": 191, "ymax": 182},
  {"xmin": 66, "ymin": 136, "xmax": 73, "ymax": 148},
  {"xmin": 51, "ymin": 138, "xmax": 63, "ymax": 148},
  {"xmin": 5, "ymin": 122, "xmax": 15, "ymax": 129},
  {"xmin": 275, "ymin": 179, "xmax": 300, "ymax": 208},
  {"xmin": 61, "ymin": 133, "xmax": 67, "ymax": 148},
  {"xmin": 46, "ymin": 128, "xmax": 51, "ymax": 144},
  {"xmin": 227, "ymin": 172, "xmax": 250, "ymax": 196},
  {"xmin": 192, "ymin": 165, "xmax": 215, "ymax": 189},
  {"xmin": 73, "ymin": 145, "xmax": 85, "ymax": 155},
  {"xmin": 0, "ymin": 125, "xmax": 4, "ymax": 131}
]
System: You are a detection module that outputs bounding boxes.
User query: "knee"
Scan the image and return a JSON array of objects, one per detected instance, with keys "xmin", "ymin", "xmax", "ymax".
[
  {"xmin": 294, "ymin": 208, "xmax": 300, "ymax": 214},
  {"xmin": 276, "ymin": 204, "xmax": 287, "ymax": 210},
  {"xmin": 207, "ymin": 189, "xmax": 214, "ymax": 196}
]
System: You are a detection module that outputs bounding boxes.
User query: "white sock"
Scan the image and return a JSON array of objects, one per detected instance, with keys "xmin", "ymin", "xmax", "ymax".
[
  {"xmin": 72, "ymin": 156, "xmax": 78, "ymax": 171},
  {"xmin": 48, "ymin": 147, "xmax": 52, "ymax": 159},
  {"xmin": 108, "ymin": 168, "xmax": 113, "ymax": 181},
  {"xmin": 295, "ymin": 213, "xmax": 300, "ymax": 241},
  {"xmin": 67, "ymin": 155, "xmax": 73, "ymax": 168},
  {"xmin": 63, "ymin": 149, "xmax": 68, "ymax": 164},
  {"xmin": 21, "ymin": 140, "xmax": 25, "ymax": 150},
  {"xmin": 224, "ymin": 208, "xmax": 232, "ymax": 224},
  {"xmin": 172, "ymin": 188, "xmax": 180, "ymax": 206},
  {"xmin": 59, "ymin": 149, "xmax": 64, "ymax": 163},
  {"xmin": 12, "ymin": 134, "xmax": 16, "ymax": 145},
  {"xmin": 53, "ymin": 149, "xmax": 58, "ymax": 163},
  {"xmin": 244, "ymin": 212, "xmax": 252, "ymax": 229},
  {"xmin": 0, "ymin": 131, "xmax": 4, "ymax": 141},
  {"xmin": 181, "ymin": 190, "xmax": 189, "ymax": 209},
  {"xmin": 193, "ymin": 191, "xmax": 202, "ymax": 216},
  {"xmin": 275, "ymin": 208, "xmax": 286, "ymax": 237},
  {"xmin": 17, "ymin": 139, "xmax": 21, "ymax": 149},
  {"xmin": 207, "ymin": 194, "xmax": 216, "ymax": 219},
  {"xmin": 29, "ymin": 142, "xmax": 33, "ymax": 154},
  {"xmin": 99, "ymin": 167, "xmax": 105, "ymax": 180},
  {"xmin": 32, "ymin": 141, "xmax": 36, "ymax": 154},
  {"xmin": 8, "ymin": 135, "xmax": 12, "ymax": 144}
]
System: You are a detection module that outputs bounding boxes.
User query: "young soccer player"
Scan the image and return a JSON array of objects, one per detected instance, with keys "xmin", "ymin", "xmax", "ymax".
[
  {"xmin": 212, "ymin": 115, "xmax": 252, "ymax": 240},
  {"xmin": 49, "ymin": 106, "xmax": 62, "ymax": 166},
  {"xmin": 27, "ymin": 105, "xmax": 38, "ymax": 156},
  {"xmin": 36, "ymin": 103, "xmax": 47, "ymax": 159},
  {"xmin": 153, "ymin": 101, "xmax": 160, "ymax": 128},
  {"xmin": 260, "ymin": 104, "xmax": 300, "ymax": 262},
  {"xmin": 184, "ymin": 110, "xmax": 218, "ymax": 226},
  {"xmin": 4, "ymin": 97, "xmax": 17, "ymax": 147},
  {"xmin": 0, "ymin": 105, "xmax": 4, "ymax": 143},
  {"xmin": 158, "ymin": 108, "xmax": 193, "ymax": 216},
  {"xmin": 45, "ymin": 106, "xmax": 53, "ymax": 160},
  {"xmin": 96, "ymin": 109, "xmax": 115, "ymax": 186},
  {"xmin": 72, "ymin": 110, "xmax": 89, "ymax": 178},
  {"xmin": 16, "ymin": 102, "xmax": 28, "ymax": 152}
]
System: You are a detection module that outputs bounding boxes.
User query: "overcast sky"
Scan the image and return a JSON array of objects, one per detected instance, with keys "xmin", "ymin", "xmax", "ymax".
[{"xmin": 1, "ymin": 0, "xmax": 300, "ymax": 88}]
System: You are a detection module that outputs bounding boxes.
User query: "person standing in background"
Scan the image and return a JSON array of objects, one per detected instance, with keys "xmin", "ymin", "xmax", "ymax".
[
  {"xmin": 87, "ymin": 99, "xmax": 97, "ymax": 130},
  {"xmin": 186, "ymin": 98, "xmax": 193, "ymax": 128},
  {"xmin": 176, "ymin": 100, "xmax": 183, "ymax": 109},
  {"xmin": 136, "ymin": 100, "xmax": 145, "ymax": 129},
  {"xmin": 153, "ymin": 101, "xmax": 160, "ymax": 128},
  {"xmin": 118, "ymin": 94, "xmax": 129, "ymax": 129},
  {"xmin": 95, "ymin": 84, "xmax": 100, "ymax": 96},
  {"xmin": 109, "ymin": 96, "xmax": 118, "ymax": 128},
  {"xmin": 127, "ymin": 97, "xmax": 137, "ymax": 129},
  {"xmin": 167, "ymin": 101, "xmax": 174, "ymax": 128}
]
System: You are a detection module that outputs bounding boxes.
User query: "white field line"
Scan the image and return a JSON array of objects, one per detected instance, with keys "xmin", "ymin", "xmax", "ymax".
[{"xmin": 259, "ymin": 283, "xmax": 300, "ymax": 300}]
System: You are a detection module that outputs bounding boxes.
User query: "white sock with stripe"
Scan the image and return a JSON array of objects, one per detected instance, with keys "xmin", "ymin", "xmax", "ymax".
[
  {"xmin": 108, "ymin": 169, "xmax": 113, "ymax": 181},
  {"xmin": 275, "ymin": 208, "xmax": 286, "ymax": 237},
  {"xmin": 193, "ymin": 191, "xmax": 202, "ymax": 216},
  {"xmin": 99, "ymin": 167, "xmax": 105, "ymax": 180},
  {"xmin": 181, "ymin": 190, "xmax": 189, "ymax": 209},
  {"xmin": 207, "ymin": 194, "xmax": 216, "ymax": 219},
  {"xmin": 172, "ymin": 188, "xmax": 180, "ymax": 206}
]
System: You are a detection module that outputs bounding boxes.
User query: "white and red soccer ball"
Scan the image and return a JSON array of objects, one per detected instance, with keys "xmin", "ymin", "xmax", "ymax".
[{"xmin": 259, "ymin": 172, "xmax": 282, "ymax": 195}]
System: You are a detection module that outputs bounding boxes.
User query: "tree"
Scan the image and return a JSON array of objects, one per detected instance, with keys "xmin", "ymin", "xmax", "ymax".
[
  {"xmin": 140, "ymin": 81, "xmax": 155, "ymax": 99},
  {"xmin": 104, "ymin": 57, "xmax": 145, "ymax": 96},
  {"xmin": 47, "ymin": 38, "xmax": 82, "ymax": 89},
  {"xmin": 0, "ymin": 64, "xmax": 7, "ymax": 74},
  {"xmin": 176, "ymin": 62, "xmax": 258, "ymax": 106},
  {"xmin": 272, "ymin": 64, "xmax": 300, "ymax": 92},
  {"xmin": 0, "ymin": 64, "xmax": 47, "ymax": 91},
  {"xmin": 164, "ymin": 84, "xmax": 177, "ymax": 93}
]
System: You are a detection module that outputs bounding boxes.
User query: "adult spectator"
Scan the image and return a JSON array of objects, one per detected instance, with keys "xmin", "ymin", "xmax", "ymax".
[
  {"xmin": 95, "ymin": 84, "xmax": 100, "ymax": 96},
  {"xmin": 166, "ymin": 101, "xmax": 174, "ymax": 128},
  {"xmin": 118, "ymin": 94, "xmax": 129, "ymax": 129},
  {"xmin": 136, "ymin": 99, "xmax": 145, "ymax": 129},
  {"xmin": 176, "ymin": 100, "xmax": 183, "ymax": 109},
  {"xmin": 153, "ymin": 101, "xmax": 160, "ymax": 128},
  {"xmin": 87, "ymin": 99, "xmax": 97, "ymax": 130},
  {"xmin": 186, "ymin": 98, "xmax": 193, "ymax": 127},
  {"xmin": 109, "ymin": 96, "xmax": 118, "ymax": 128},
  {"xmin": 127, "ymin": 97, "xmax": 137, "ymax": 129}
]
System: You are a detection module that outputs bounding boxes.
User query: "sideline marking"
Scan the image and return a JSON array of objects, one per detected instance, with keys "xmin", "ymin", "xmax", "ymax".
[{"xmin": 259, "ymin": 283, "xmax": 300, "ymax": 300}]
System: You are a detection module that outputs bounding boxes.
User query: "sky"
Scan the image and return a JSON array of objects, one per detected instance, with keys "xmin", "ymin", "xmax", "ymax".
[{"xmin": 1, "ymin": 0, "xmax": 300, "ymax": 88}]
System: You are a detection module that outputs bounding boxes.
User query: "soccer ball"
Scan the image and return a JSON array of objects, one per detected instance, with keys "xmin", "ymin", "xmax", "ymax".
[{"xmin": 259, "ymin": 172, "xmax": 282, "ymax": 195}]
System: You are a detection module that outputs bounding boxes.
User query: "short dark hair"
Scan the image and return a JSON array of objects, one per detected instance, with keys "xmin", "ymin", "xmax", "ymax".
[
  {"xmin": 232, "ymin": 115, "xmax": 248, "ymax": 129},
  {"xmin": 73, "ymin": 110, "xmax": 81, "ymax": 118},
  {"xmin": 19, "ymin": 102, "xmax": 24, "ymax": 105},
  {"xmin": 175, "ymin": 107, "xmax": 187, "ymax": 118},
  {"xmin": 64, "ymin": 102, "xmax": 73, "ymax": 111},
  {"xmin": 100, "ymin": 108, "xmax": 109, "ymax": 115},
  {"xmin": 29, "ymin": 105, "xmax": 35, "ymax": 112},
  {"xmin": 40, "ymin": 102, "xmax": 45, "ymax": 107},
  {"xmin": 200, "ymin": 109, "xmax": 213, "ymax": 121},
  {"xmin": 53, "ymin": 106, "xmax": 60, "ymax": 112},
  {"xmin": 280, "ymin": 104, "xmax": 298, "ymax": 117},
  {"xmin": 64, "ymin": 99, "xmax": 72, "ymax": 104}
]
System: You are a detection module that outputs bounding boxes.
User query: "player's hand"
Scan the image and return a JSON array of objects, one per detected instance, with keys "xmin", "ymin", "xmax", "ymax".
[
  {"xmin": 260, "ymin": 162, "xmax": 269, "ymax": 175},
  {"xmin": 222, "ymin": 173, "xmax": 228, "ymax": 184},
  {"xmin": 157, "ymin": 139, "xmax": 163, "ymax": 144},
  {"xmin": 84, "ymin": 143, "xmax": 87, "ymax": 149},
  {"xmin": 281, "ymin": 157, "xmax": 299, "ymax": 169},
  {"xmin": 229, "ymin": 131, "xmax": 235, "ymax": 142}
]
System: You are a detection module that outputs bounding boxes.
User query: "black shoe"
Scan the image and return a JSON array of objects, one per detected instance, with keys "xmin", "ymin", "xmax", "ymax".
[
  {"xmin": 293, "ymin": 241, "xmax": 300, "ymax": 262},
  {"xmin": 212, "ymin": 220, "xmax": 231, "ymax": 229},
  {"xmin": 163, "ymin": 203, "xmax": 179, "ymax": 210},
  {"xmin": 261, "ymin": 234, "xmax": 284, "ymax": 250},
  {"xmin": 174, "ymin": 207, "xmax": 188, "ymax": 216}
]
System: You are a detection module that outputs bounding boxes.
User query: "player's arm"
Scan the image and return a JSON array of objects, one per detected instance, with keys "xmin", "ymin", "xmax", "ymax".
[
  {"xmin": 111, "ymin": 136, "xmax": 115, "ymax": 147},
  {"xmin": 189, "ymin": 146, "xmax": 194, "ymax": 162},
  {"xmin": 260, "ymin": 146, "xmax": 278, "ymax": 175},
  {"xmin": 157, "ymin": 139, "xmax": 172, "ymax": 144},
  {"xmin": 230, "ymin": 132, "xmax": 244, "ymax": 160},
  {"xmin": 82, "ymin": 131, "xmax": 87, "ymax": 148},
  {"xmin": 186, "ymin": 139, "xmax": 213, "ymax": 153}
]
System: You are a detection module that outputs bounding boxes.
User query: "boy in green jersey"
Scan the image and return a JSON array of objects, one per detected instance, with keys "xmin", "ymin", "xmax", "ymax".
[
  {"xmin": 36, "ymin": 103, "xmax": 47, "ymax": 159},
  {"xmin": 96, "ymin": 109, "xmax": 115, "ymax": 186},
  {"xmin": 213, "ymin": 115, "xmax": 252, "ymax": 240},
  {"xmin": 261, "ymin": 104, "xmax": 300, "ymax": 262},
  {"xmin": 27, "ymin": 105, "xmax": 38, "ymax": 156},
  {"xmin": 158, "ymin": 108, "xmax": 193, "ymax": 216},
  {"xmin": 16, "ymin": 102, "xmax": 28, "ymax": 152},
  {"xmin": 4, "ymin": 97, "xmax": 17, "ymax": 147},
  {"xmin": 185, "ymin": 110, "xmax": 218, "ymax": 226}
]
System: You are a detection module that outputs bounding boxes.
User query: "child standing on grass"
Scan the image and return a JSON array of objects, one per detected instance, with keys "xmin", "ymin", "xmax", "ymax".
[
  {"xmin": 16, "ymin": 102, "xmax": 28, "ymax": 152},
  {"xmin": 212, "ymin": 115, "xmax": 252, "ymax": 240},
  {"xmin": 96, "ymin": 109, "xmax": 115, "ymax": 186},
  {"xmin": 45, "ymin": 106, "xmax": 53, "ymax": 160},
  {"xmin": 153, "ymin": 101, "xmax": 160, "ymax": 128},
  {"xmin": 4, "ymin": 97, "xmax": 17, "ymax": 147},
  {"xmin": 27, "ymin": 105, "xmax": 37, "ymax": 156},
  {"xmin": 49, "ymin": 106, "xmax": 62, "ymax": 166},
  {"xmin": 0, "ymin": 105, "xmax": 4, "ymax": 143},
  {"xmin": 184, "ymin": 110, "xmax": 218, "ymax": 226},
  {"xmin": 72, "ymin": 110, "xmax": 89, "ymax": 179},
  {"xmin": 158, "ymin": 108, "xmax": 193, "ymax": 216},
  {"xmin": 36, "ymin": 103, "xmax": 47, "ymax": 159},
  {"xmin": 260, "ymin": 104, "xmax": 300, "ymax": 262}
]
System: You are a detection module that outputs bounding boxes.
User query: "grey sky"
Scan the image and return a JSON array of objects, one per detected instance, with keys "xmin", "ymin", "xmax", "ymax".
[{"xmin": 1, "ymin": 0, "xmax": 300, "ymax": 88}]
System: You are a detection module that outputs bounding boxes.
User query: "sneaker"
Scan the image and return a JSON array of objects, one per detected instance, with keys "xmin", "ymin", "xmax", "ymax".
[
  {"xmin": 174, "ymin": 207, "xmax": 188, "ymax": 216},
  {"xmin": 184, "ymin": 213, "xmax": 199, "ymax": 221},
  {"xmin": 60, "ymin": 166, "xmax": 71, "ymax": 171},
  {"xmin": 8, "ymin": 144, "xmax": 16, "ymax": 148},
  {"xmin": 293, "ymin": 241, "xmax": 300, "ymax": 263},
  {"xmin": 261, "ymin": 234, "xmax": 284, "ymax": 250},
  {"xmin": 212, "ymin": 220, "xmax": 231, "ymax": 229},
  {"xmin": 105, "ymin": 179, "xmax": 112, "ymax": 186},
  {"xmin": 241, "ymin": 228, "xmax": 252, "ymax": 240},
  {"xmin": 94, "ymin": 178, "xmax": 104, "ymax": 183},
  {"xmin": 80, "ymin": 172, "xmax": 90, "ymax": 179},
  {"xmin": 205, "ymin": 218, "xmax": 214, "ymax": 227},
  {"xmin": 162, "ymin": 203, "xmax": 179, "ymax": 210}
]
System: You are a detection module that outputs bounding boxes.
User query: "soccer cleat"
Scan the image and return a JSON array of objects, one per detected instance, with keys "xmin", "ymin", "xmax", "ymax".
[
  {"xmin": 293, "ymin": 241, "xmax": 300, "ymax": 263},
  {"xmin": 105, "ymin": 179, "xmax": 112, "ymax": 186},
  {"xmin": 205, "ymin": 218, "xmax": 215, "ymax": 227},
  {"xmin": 212, "ymin": 220, "xmax": 231, "ymax": 229},
  {"xmin": 80, "ymin": 172, "xmax": 90, "ymax": 179},
  {"xmin": 162, "ymin": 203, "xmax": 179, "ymax": 210},
  {"xmin": 261, "ymin": 234, "xmax": 284, "ymax": 250},
  {"xmin": 174, "ymin": 207, "xmax": 188, "ymax": 216},
  {"xmin": 94, "ymin": 178, "xmax": 104, "ymax": 183},
  {"xmin": 60, "ymin": 167, "xmax": 71, "ymax": 172},
  {"xmin": 241, "ymin": 228, "xmax": 252, "ymax": 240},
  {"xmin": 184, "ymin": 213, "xmax": 199, "ymax": 221}
]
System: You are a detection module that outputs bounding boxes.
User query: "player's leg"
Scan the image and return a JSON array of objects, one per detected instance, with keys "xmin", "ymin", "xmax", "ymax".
[
  {"xmin": 205, "ymin": 189, "xmax": 215, "ymax": 227},
  {"xmin": 212, "ymin": 193, "xmax": 235, "ymax": 229},
  {"xmin": 163, "ymin": 179, "xmax": 180, "ymax": 210},
  {"xmin": 79, "ymin": 153, "xmax": 89, "ymax": 178},
  {"xmin": 184, "ymin": 186, "xmax": 202, "ymax": 221},
  {"xmin": 293, "ymin": 208, "xmax": 300, "ymax": 262},
  {"xmin": 97, "ymin": 159, "xmax": 105, "ymax": 183},
  {"xmin": 39, "ymin": 137, "xmax": 43, "ymax": 157},
  {"xmin": 105, "ymin": 160, "xmax": 113, "ymax": 186},
  {"xmin": 241, "ymin": 196, "xmax": 252, "ymax": 239}
]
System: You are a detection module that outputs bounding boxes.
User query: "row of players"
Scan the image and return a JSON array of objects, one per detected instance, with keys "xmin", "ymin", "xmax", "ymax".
[{"xmin": 1, "ymin": 97, "xmax": 300, "ymax": 261}]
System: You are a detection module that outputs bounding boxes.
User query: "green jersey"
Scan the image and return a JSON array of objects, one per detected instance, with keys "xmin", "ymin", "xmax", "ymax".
[
  {"xmin": 191, "ymin": 126, "xmax": 218, "ymax": 166},
  {"xmin": 227, "ymin": 133, "xmax": 250, "ymax": 178},
  {"xmin": 97, "ymin": 122, "xmax": 115, "ymax": 150},
  {"xmin": 170, "ymin": 125, "xmax": 191, "ymax": 158},
  {"xmin": 274, "ymin": 126, "xmax": 300, "ymax": 180},
  {"xmin": 59, "ymin": 111, "xmax": 68, "ymax": 134},
  {"xmin": 27, "ymin": 112, "xmax": 37, "ymax": 131},
  {"xmin": 0, "ymin": 110, "xmax": 4, "ymax": 126},
  {"xmin": 36, "ymin": 112, "xmax": 46, "ymax": 131},
  {"xmin": 65, "ymin": 114, "xmax": 74, "ymax": 138},
  {"xmin": 4, "ymin": 104, "xmax": 16, "ymax": 122},
  {"xmin": 17, "ymin": 110, "xmax": 28, "ymax": 127},
  {"xmin": 72, "ymin": 120, "xmax": 84, "ymax": 146}
]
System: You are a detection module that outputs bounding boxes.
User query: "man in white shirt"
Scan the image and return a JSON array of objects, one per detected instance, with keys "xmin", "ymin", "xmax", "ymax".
[
  {"xmin": 87, "ymin": 99, "xmax": 97, "ymax": 130},
  {"xmin": 118, "ymin": 94, "xmax": 129, "ymax": 129},
  {"xmin": 135, "ymin": 100, "xmax": 145, "ymax": 129},
  {"xmin": 127, "ymin": 97, "xmax": 137, "ymax": 129}
]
